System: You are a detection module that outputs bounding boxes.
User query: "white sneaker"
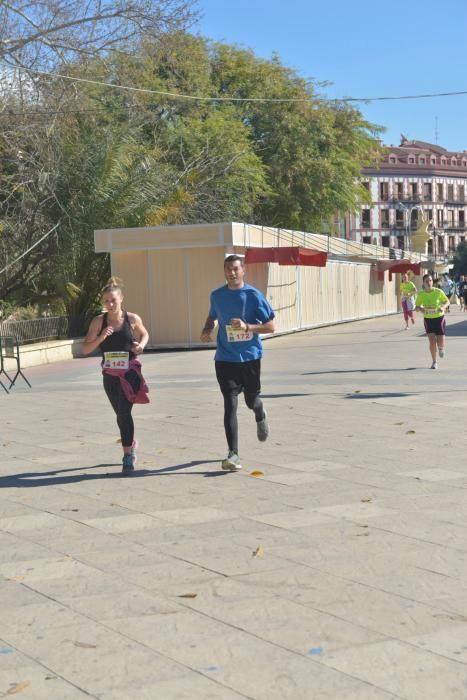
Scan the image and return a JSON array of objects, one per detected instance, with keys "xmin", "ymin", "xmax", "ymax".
[
  {"xmin": 438, "ymin": 347, "xmax": 445, "ymax": 358},
  {"xmin": 222, "ymin": 452, "xmax": 242, "ymax": 471},
  {"xmin": 431, "ymin": 361, "xmax": 438, "ymax": 370}
]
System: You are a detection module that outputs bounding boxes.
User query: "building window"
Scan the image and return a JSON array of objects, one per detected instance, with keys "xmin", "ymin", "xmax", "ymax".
[
  {"xmin": 428, "ymin": 240, "xmax": 433, "ymax": 254},
  {"xmin": 437, "ymin": 210, "xmax": 444, "ymax": 227},
  {"xmin": 408, "ymin": 157, "xmax": 414, "ymax": 164},
  {"xmin": 361, "ymin": 209, "xmax": 371, "ymax": 228},
  {"xmin": 463, "ymin": 161, "xmax": 467, "ymax": 167},
  {"xmin": 459, "ymin": 185, "xmax": 465, "ymax": 201},
  {"xmin": 379, "ymin": 182, "xmax": 389, "ymax": 201},
  {"xmin": 362, "ymin": 236, "xmax": 371, "ymax": 244},
  {"xmin": 382, "ymin": 236, "xmax": 390, "ymax": 247},
  {"xmin": 460, "ymin": 211, "xmax": 465, "ymax": 227},
  {"xmin": 447, "ymin": 210, "xmax": 455, "ymax": 227},
  {"xmin": 419, "ymin": 158, "xmax": 425, "ymax": 164},
  {"xmin": 410, "ymin": 210, "xmax": 418, "ymax": 228},
  {"xmin": 438, "ymin": 237, "xmax": 445, "ymax": 254},
  {"xmin": 431, "ymin": 158, "xmax": 436, "ymax": 165},
  {"xmin": 426, "ymin": 209, "xmax": 433, "ymax": 222},
  {"xmin": 362, "ymin": 181, "xmax": 370, "ymax": 191},
  {"xmin": 423, "ymin": 182, "xmax": 432, "ymax": 200},
  {"xmin": 381, "ymin": 209, "xmax": 390, "ymax": 228},
  {"xmin": 441, "ymin": 158, "xmax": 447, "ymax": 165},
  {"xmin": 397, "ymin": 236, "xmax": 405, "ymax": 250},
  {"xmin": 389, "ymin": 156, "xmax": 397, "ymax": 164},
  {"xmin": 449, "ymin": 236, "xmax": 456, "ymax": 251},
  {"xmin": 394, "ymin": 182, "xmax": 404, "ymax": 199},
  {"xmin": 395, "ymin": 210, "xmax": 404, "ymax": 227},
  {"xmin": 410, "ymin": 182, "xmax": 418, "ymax": 196},
  {"xmin": 447, "ymin": 184, "xmax": 454, "ymax": 200},
  {"xmin": 437, "ymin": 183, "xmax": 444, "ymax": 200}
]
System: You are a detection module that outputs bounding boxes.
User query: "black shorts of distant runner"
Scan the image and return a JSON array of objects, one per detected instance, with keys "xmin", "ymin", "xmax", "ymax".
[{"xmin": 424, "ymin": 316, "xmax": 446, "ymax": 336}]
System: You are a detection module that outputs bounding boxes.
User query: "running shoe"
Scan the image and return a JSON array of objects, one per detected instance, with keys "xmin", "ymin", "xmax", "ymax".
[
  {"xmin": 221, "ymin": 452, "xmax": 243, "ymax": 471},
  {"xmin": 122, "ymin": 453, "xmax": 135, "ymax": 475},
  {"xmin": 257, "ymin": 411, "xmax": 269, "ymax": 442},
  {"xmin": 430, "ymin": 361, "xmax": 438, "ymax": 370},
  {"xmin": 438, "ymin": 347, "xmax": 445, "ymax": 358}
]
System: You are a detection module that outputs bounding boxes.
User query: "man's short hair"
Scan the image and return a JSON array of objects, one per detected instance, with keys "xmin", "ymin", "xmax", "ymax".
[{"xmin": 224, "ymin": 254, "xmax": 245, "ymax": 268}]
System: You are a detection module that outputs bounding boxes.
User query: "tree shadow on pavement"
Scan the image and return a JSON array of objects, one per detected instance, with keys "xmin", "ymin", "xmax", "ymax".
[
  {"xmin": 303, "ymin": 368, "xmax": 417, "ymax": 375},
  {"xmin": 0, "ymin": 460, "xmax": 225, "ymax": 488},
  {"xmin": 345, "ymin": 392, "xmax": 416, "ymax": 399}
]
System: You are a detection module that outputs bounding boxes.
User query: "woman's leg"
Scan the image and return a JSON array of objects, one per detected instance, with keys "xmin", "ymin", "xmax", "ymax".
[
  {"xmin": 103, "ymin": 374, "xmax": 134, "ymax": 451},
  {"xmin": 401, "ymin": 300, "xmax": 409, "ymax": 327},
  {"xmin": 428, "ymin": 333, "xmax": 438, "ymax": 362}
]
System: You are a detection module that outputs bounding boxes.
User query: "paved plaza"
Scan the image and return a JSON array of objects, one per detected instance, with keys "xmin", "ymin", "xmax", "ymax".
[{"xmin": 2, "ymin": 309, "xmax": 467, "ymax": 699}]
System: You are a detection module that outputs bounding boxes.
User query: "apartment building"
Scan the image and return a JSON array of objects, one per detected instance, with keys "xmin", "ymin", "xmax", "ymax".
[{"xmin": 349, "ymin": 137, "xmax": 467, "ymax": 256}]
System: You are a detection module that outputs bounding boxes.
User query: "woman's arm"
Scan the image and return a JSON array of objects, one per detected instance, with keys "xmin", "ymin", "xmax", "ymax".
[
  {"xmin": 81, "ymin": 316, "xmax": 109, "ymax": 354},
  {"xmin": 129, "ymin": 313, "xmax": 149, "ymax": 354}
]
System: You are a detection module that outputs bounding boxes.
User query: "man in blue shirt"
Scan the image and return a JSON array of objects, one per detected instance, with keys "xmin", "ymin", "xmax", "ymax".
[{"xmin": 200, "ymin": 254, "xmax": 276, "ymax": 471}]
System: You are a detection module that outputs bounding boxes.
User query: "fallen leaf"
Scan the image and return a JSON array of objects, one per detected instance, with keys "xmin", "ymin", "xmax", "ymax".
[
  {"xmin": 7, "ymin": 681, "xmax": 30, "ymax": 694},
  {"xmin": 361, "ymin": 497, "xmax": 372, "ymax": 503},
  {"xmin": 250, "ymin": 470, "xmax": 264, "ymax": 477},
  {"xmin": 354, "ymin": 390, "xmax": 361, "ymax": 393},
  {"xmin": 177, "ymin": 593, "xmax": 197, "ymax": 599},
  {"xmin": 406, "ymin": 430, "xmax": 416, "ymax": 435},
  {"xmin": 7, "ymin": 576, "xmax": 25, "ymax": 582},
  {"xmin": 73, "ymin": 641, "xmax": 97, "ymax": 649},
  {"xmin": 60, "ymin": 508, "xmax": 79, "ymax": 512},
  {"xmin": 252, "ymin": 545, "xmax": 264, "ymax": 557},
  {"xmin": 394, "ymin": 422, "xmax": 404, "ymax": 425}
]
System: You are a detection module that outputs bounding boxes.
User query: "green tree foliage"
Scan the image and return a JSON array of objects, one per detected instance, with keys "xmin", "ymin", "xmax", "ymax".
[{"xmin": 0, "ymin": 30, "xmax": 382, "ymax": 315}]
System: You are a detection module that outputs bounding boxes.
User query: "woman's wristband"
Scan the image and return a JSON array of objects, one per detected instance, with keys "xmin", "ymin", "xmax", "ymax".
[{"xmin": 245, "ymin": 323, "xmax": 250, "ymax": 333}]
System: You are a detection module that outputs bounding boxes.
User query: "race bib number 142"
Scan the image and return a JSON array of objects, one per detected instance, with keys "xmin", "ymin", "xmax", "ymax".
[{"xmin": 103, "ymin": 351, "xmax": 129, "ymax": 369}]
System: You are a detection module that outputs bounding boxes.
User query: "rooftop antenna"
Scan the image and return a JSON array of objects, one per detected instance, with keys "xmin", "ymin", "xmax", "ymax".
[{"xmin": 435, "ymin": 116, "xmax": 438, "ymax": 144}]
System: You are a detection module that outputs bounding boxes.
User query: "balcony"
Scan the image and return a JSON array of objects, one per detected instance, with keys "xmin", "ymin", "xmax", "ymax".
[
  {"xmin": 444, "ymin": 199, "xmax": 466, "ymax": 206},
  {"xmin": 388, "ymin": 194, "xmax": 422, "ymax": 205}
]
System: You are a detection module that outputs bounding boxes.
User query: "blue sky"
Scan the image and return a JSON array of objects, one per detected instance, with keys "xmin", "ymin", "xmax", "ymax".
[{"xmin": 194, "ymin": 0, "xmax": 467, "ymax": 152}]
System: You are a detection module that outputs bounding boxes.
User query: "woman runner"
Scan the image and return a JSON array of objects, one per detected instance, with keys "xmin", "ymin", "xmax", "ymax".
[
  {"xmin": 82, "ymin": 277, "xmax": 149, "ymax": 474},
  {"xmin": 415, "ymin": 274, "xmax": 449, "ymax": 370},
  {"xmin": 400, "ymin": 272, "xmax": 417, "ymax": 329}
]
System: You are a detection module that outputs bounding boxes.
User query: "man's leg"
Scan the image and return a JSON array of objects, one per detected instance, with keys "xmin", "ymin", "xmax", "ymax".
[{"xmin": 243, "ymin": 360, "xmax": 269, "ymax": 441}]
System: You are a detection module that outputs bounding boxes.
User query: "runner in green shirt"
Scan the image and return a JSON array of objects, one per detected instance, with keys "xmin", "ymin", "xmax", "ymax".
[
  {"xmin": 415, "ymin": 274, "xmax": 449, "ymax": 369},
  {"xmin": 400, "ymin": 273, "xmax": 417, "ymax": 329}
]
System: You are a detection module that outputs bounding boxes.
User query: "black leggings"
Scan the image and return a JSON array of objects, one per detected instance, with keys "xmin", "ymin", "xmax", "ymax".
[
  {"xmin": 215, "ymin": 360, "xmax": 265, "ymax": 455},
  {"xmin": 222, "ymin": 391, "xmax": 264, "ymax": 455},
  {"xmin": 103, "ymin": 374, "xmax": 134, "ymax": 447}
]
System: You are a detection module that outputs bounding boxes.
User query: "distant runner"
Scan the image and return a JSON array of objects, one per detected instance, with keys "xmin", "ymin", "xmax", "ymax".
[
  {"xmin": 400, "ymin": 273, "xmax": 417, "ymax": 329},
  {"xmin": 82, "ymin": 277, "xmax": 149, "ymax": 474},
  {"xmin": 415, "ymin": 274, "xmax": 449, "ymax": 369},
  {"xmin": 200, "ymin": 255, "xmax": 275, "ymax": 471}
]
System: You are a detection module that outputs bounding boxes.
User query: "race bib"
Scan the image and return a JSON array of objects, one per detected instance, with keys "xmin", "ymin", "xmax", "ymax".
[
  {"xmin": 103, "ymin": 351, "xmax": 129, "ymax": 369},
  {"xmin": 423, "ymin": 307, "xmax": 439, "ymax": 316},
  {"xmin": 226, "ymin": 325, "xmax": 253, "ymax": 342}
]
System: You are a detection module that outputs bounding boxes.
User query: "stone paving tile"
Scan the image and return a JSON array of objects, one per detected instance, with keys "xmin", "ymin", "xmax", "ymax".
[
  {"xmin": 105, "ymin": 612, "xmax": 385, "ymax": 699},
  {"xmin": 317, "ymin": 638, "xmax": 467, "ymax": 699},
  {"xmin": 3, "ymin": 313, "xmax": 467, "ymax": 697}
]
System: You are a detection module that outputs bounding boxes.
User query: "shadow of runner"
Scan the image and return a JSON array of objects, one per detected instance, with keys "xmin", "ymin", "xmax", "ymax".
[{"xmin": 0, "ymin": 460, "xmax": 224, "ymax": 487}]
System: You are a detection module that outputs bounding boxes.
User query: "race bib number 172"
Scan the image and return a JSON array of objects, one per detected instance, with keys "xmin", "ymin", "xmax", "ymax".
[{"xmin": 226, "ymin": 325, "xmax": 253, "ymax": 343}]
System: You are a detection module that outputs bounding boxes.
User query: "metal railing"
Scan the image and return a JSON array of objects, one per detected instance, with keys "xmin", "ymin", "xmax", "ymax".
[{"xmin": 0, "ymin": 316, "xmax": 68, "ymax": 344}]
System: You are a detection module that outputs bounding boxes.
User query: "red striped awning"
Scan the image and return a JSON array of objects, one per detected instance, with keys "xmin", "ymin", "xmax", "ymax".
[{"xmin": 245, "ymin": 247, "xmax": 327, "ymax": 267}]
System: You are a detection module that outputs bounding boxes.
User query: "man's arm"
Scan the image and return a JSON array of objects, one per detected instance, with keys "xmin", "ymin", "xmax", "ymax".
[
  {"xmin": 200, "ymin": 316, "xmax": 218, "ymax": 342},
  {"xmin": 230, "ymin": 318, "xmax": 275, "ymax": 334}
]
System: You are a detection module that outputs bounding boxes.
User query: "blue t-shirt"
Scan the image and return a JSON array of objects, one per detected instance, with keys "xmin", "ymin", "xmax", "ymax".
[{"xmin": 208, "ymin": 283, "xmax": 275, "ymax": 362}]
